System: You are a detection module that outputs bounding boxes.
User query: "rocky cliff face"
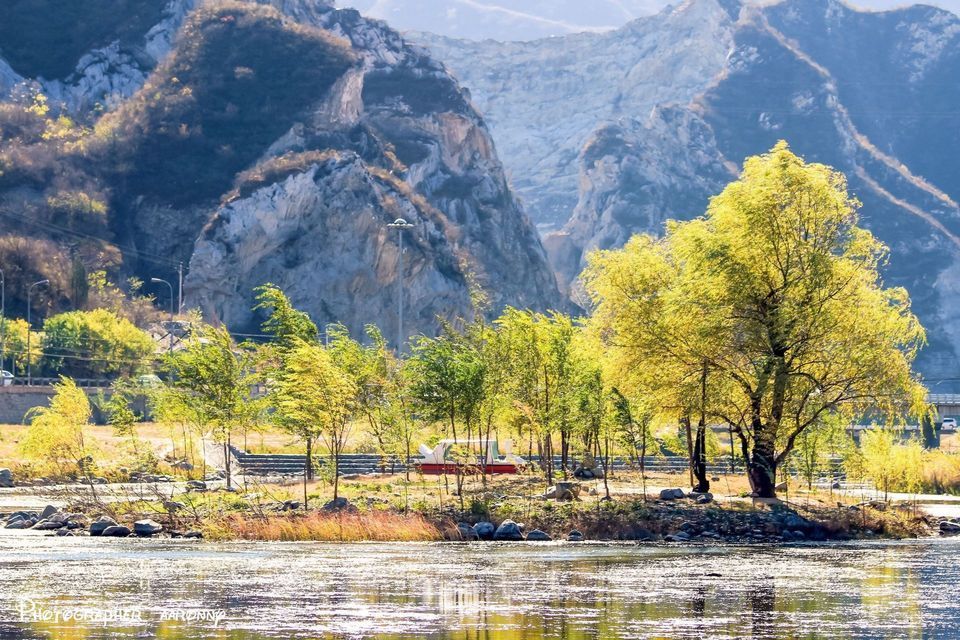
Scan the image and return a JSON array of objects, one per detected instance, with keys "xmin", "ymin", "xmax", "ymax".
[
  {"xmin": 0, "ymin": 0, "xmax": 562, "ymax": 341},
  {"xmin": 422, "ymin": 0, "xmax": 960, "ymax": 383}
]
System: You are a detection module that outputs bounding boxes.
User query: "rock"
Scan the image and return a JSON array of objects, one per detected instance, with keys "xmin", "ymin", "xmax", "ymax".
[
  {"xmin": 774, "ymin": 482, "xmax": 788, "ymax": 492},
  {"xmin": 186, "ymin": 480, "xmax": 208, "ymax": 492},
  {"xmin": 457, "ymin": 522, "xmax": 480, "ymax": 541},
  {"xmin": 0, "ymin": 468, "xmax": 13, "ymax": 487},
  {"xmin": 694, "ymin": 493, "xmax": 714, "ymax": 504},
  {"xmin": 940, "ymin": 520, "xmax": 960, "ymax": 534},
  {"xmin": 493, "ymin": 519, "xmax": 524, "ymax": 541},
  {"xmin": 172, "ymin": 460, "xmax": 194, "ymax": 471},
  {"xmin": 832, "ymin": 482, "xmax": 842, "ymax": 490},
  {"xmin": 782, "ymin": 515, "xmax": 810, "ymax": 531},
  {"xmin": 525, "ymin": 529, "xmax": 552, "ymax": 541},
  {"xmin": 542, "ymin": 482, "xmax": 581, "ymax": 501},
  {"xmin": 39, "ymin": 505, "xmax": 59, "ymax": 521},
  {"xmin": 567, "ymin": 530, "xmax": 584, "ymax": 542},
  {"xmin": 282, "ymin": 500, "xmax": 302, "ymax": 511},
  {"xmin": 134, "ymin": 519, "xmax": 164, "ymax": 536},
  {"xmin": 665, "ymin": 532, "xmax": 691, "ymax": 542},
  {"xmin": 90, "ymin": 516, "xmax": 119, "ymax": 536},
  {"xmin": 31, "ymin": 519, "xmax": 66, "ymax": 531},
  {"xmin": 322, "ymin": 497, "xmax": 357, "ymax": 513},
  {"xmin": 101, "ymin": 525, "xmax": 131, "ymax": 537},
  {"xmin": 184, "ymin": 530, "xmax": 203, "ymax": 539},
  {"xmin": 473, "ymin": 522, "xmax": 495, "ymax": 540},
  {"xmin": 55, "ymin": 529, "xmax": 75, "ymax": 537},
  {"xmin": 5, "ymin": 519, "xmax": 33, "ymax": 530},
  {"xmin": 659, "ymin": 488, "xmax": 686, "ymax": 500}
]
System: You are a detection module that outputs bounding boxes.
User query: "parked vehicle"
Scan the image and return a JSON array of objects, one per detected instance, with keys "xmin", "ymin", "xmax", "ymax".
[
  {"xmin": 942, "ymin": 418, "xmax": 957, "ymax": 432},
  {"xmin": 0, "ymin": 370, "xmax": 13, "ymax": 387}
]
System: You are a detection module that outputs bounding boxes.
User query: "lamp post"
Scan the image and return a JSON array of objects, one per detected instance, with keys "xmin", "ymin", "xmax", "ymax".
[
  {"xmin": 26, "ymin": 279, "xmax": 49, "ymax": 386},
  {"xmin": 387, "ymin": 218, "xmax": 414, "ymax": 353},
  {"xmin": 151, "ymin": 278, "xmax": 175, "ymax": 355}
]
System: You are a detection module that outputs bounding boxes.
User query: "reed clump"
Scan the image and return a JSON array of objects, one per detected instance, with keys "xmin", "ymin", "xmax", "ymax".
[{"xmin": 206, "ymin": 510, "xmax": 443, "ymax": 542}]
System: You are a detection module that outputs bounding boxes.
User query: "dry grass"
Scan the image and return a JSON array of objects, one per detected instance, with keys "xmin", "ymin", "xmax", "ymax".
[{"xmin": 207, "ymin": 510, "xmax": 443, "ymax": 542}]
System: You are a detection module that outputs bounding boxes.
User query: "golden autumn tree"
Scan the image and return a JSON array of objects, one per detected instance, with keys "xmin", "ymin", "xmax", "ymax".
[{"xmin": 584, "ymin": 142, "xmax": 926, "ymax": 498}]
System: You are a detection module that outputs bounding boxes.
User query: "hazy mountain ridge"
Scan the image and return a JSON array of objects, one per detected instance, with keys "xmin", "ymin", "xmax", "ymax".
[{"xmin": 420, "ymin": 0, "xmax": 960, "ymax": 383}]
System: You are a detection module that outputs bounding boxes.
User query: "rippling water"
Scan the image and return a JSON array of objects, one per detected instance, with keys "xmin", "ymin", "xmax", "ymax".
[{"xmin": 0, "ymin": 532, "xmax": 955, "ymax": 639}]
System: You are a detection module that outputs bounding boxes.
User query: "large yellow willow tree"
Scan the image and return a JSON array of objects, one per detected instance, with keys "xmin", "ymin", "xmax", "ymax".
[{"xmin": 584, "ymin": 142, "xmax": 927, "ymax": 498}]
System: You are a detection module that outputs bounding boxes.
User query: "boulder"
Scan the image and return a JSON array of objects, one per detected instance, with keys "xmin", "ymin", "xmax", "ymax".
[
  {"xmin": 940, "ymin": 520, "xmax": 960, "ymax": 534},
  {"xmin": 5, "ymin": 519, "xmax": 33, "ymax": 530},
  {"xmin": 457, "ymin": 522, "xmax": 480, "ymax": 541},
  {"xmin": 525, "ymin": 529, "xmax": 552, "ymax": 541},
  {"xmin": 32, "ymin": 519, "xmax": 66, "ymax": 531},
  {"xmin": 659, "ymin": 488, "xmax": 686, "ymax": 500},
  {"xmin": 90, "ymin": 516, "xmax": 119, "ymax": 536},
  {"xmin": 567, "ymin": 530, "xmax": 584, "ymax": 542},
  {"xmin": 473, "ymin": 521, "xmax": 495, "ymax": 540},
  {"xmin": 134, "ymin": 519, "xmax": 164, "ymax": 536},
  {"xmin": 542, "ymin": 482, "xmax": 581, "ymax": 501},
  {"xmin": 0, "ymin": 468, "xmax": 13, "ymax": 488},
  {"xmin": 39, "ymin": 505, "xmax": 59, "ymax": 520},
  {"xmin": 281, "ymin": 500, "xmax": 302, "ymax": 511},
  {"xmin": 184, "ymin": 530, "xmax": 203, "ymax": 539},
  {"xmin": 55, "ymin": 529, "xmax": 75, "ymax": 537},
  {"xmin": 665, "ymin": 532, "xmax": 691, "ymax": 542},
  {"xmin": 322, "ymin": 497, "xmax": 357, "ymax": 513},
  {"xmin": 493, "ymin": 519, "xmax": 524, "ymax": 541},
  {"xmin": 101, "ymin": 525, "xmax": 131, "ymax": 537}
]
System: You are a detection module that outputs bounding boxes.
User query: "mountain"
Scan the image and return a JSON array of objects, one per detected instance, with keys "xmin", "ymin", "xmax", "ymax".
[
  {"xmin": 0, "ymin": 0, "xmax": 562, "ymax": 341},
  {"xmin": 419, "ymin": 0, "xmax": 960, "ymax": 384},
  {"xmin": 341, "ymin": 0, "xmax": 960, "ymax": 41}
]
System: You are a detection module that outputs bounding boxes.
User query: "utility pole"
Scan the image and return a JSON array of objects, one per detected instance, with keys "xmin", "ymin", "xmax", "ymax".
[
  {"xmin": 387, "ymin": 218, "xmax": 414, "ymax": 352},
  {"xmin": 151, "ymin": 278, "xmax": 175, "ymax": 355},
  {"xmin": 177, "ymin": 262, "xmax": 184, "ymax": 314},
  {"xmin": 26, "ymin": 279, "xmax": 49, "ymax": 386}
]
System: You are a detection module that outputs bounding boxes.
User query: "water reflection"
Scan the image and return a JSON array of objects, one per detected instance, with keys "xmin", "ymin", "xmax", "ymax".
[{"xmin": 0, "ymin": 534, "xmax": 953, "ymax": 639}]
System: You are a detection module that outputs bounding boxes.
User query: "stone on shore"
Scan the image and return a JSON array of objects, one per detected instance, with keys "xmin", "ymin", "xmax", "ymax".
[
  {"xmin": 542, "ymin": 482, "xmax": 581, "ymax": 501},
  {"xmin": 0, "ymin": 468, "xmax": 13, "ymax": 487},
  {"xmin": 183, "ymin": 530, "xmax": 204, "ymax": 539},
  {"xmin": 134, "ymin": 519, "xmax": 164, "ymax": 536},
  {"xmin": 457, "ymin": 522, "xmax": 480, "ymax": 541},
  {"xmin": 186, "ymin": 480, "xmax": 208, "ymax": 492},
  {"xmin": 39, "ymin": 505, "xmax": 59, "ymax": 520},
  {"xmin": 101, "ymin": 525, "xmax": 131, "ymax": 537},
  {"xmin": 5, "ymin": 518, "xmax": 34, "ymax": 530},
  {"xmin": 322, "ymin": 497, "xmax": 357, "ymax": 513},
  {"xmin": 567, "ymin": 530, "xmax": 584, "ymax": 542},
  {"xmin": 473, "ymin": 521, "xmax": 495, "ymax": 540},
  {"xmin": 526, "ymin": 529, "xmax": 552, "ymax": 541},
  {"xmin": 493, "ymin": 519, "xmax": 524, "ymax": 541},
  {"xmin": 659, "ymin": 488, "xmax": 686, "ymax": 500},
  {"xmin": 90, "ymin": 516, "xmax": 119, "ymax": 536},
  {"xmin": 940, "ymin": 520, "xmax": 960, "ymax": 534}
]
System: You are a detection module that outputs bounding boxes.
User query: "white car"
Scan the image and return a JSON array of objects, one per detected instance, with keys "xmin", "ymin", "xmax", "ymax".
[
  {"xmin": 942, "ymin": 418, "xmax": 957, "ymax": 432},
  {"xmin": 0, "ymin": 370, "xmax": 13, "ymax": 387}
]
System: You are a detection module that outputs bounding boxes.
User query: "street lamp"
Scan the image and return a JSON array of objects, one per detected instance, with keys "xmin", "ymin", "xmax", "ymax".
[
  {"xmin": 387, "ymin": 218, "xmax": 414, "ymax": 352},
  {"xmin": 26, "ymin": 279, "xmax": 49, "ymax": 386},
  {"xmin": 151, "ymin": 277, "xmax": 175, "ymax": 355}
]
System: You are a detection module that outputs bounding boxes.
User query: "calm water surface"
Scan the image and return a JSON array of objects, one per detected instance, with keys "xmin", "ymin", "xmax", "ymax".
[{"xmin": 0, "ymin": 532, "xmax": 956, "ymax": 639}]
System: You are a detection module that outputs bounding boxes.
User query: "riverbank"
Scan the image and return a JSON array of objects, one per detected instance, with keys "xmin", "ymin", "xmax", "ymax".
[{"xmin": 0, "ymin": 470, "xmax": 934, "ymax": 544}]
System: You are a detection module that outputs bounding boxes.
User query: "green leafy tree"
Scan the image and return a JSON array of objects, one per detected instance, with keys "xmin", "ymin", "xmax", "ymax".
[
  {"xmin": 272, "ymin": 339, "xmax": 356, "ymax": 504},
  {"xmin": 253, "ymin": 283, "xmax": 318, "ymax": 350},
  {"xmin": 585, "ymin": 142, "xmax": 926, "ymax": 497},
  {"xmin": 165, "ymin": 325, "xmax": 258, "ymax": 490},
  {"xmin": 20, "ymin": 377, "xmax": 96, "ymax": 484},
  {"xmin": 42, "ymin": 308, "xmax": 154, "ymax": 379}
]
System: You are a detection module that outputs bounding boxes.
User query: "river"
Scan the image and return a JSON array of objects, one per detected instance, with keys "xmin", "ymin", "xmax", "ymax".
[{"xmin": 0, "ymin": 532, "xmax": 955, "ymax": 638}]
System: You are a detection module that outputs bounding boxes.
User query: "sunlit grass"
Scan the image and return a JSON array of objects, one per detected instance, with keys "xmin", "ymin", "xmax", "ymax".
[{"xmin": 207, "ymin": 511, "xmax": 443, "ymax": 542}]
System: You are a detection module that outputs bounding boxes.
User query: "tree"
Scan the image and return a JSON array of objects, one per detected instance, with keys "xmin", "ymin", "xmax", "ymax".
[
  {"xmin": 0, "ymin": 318, "xmax": 39, "ymax": 376},
  {"xmin": 42, "ymin": 308, "xmax": 155, "ymax": 379},
  {"xmin": 272, "ymin": 339, "xmax": 356, "ymax": 504},
  {"xmin": 585, "ymin": 142, "xmax": 926, "ymax": 498},
  {"xmin": 165, "ymin": 325, "xmax": 258, "ymax": 490},
  {"xmin": 253, "ymin": 283, "xmax": 318, "ymax": 350},
  {"xmin": 20, "ymin": 377, "xmax": 96, "ymax": 486}
]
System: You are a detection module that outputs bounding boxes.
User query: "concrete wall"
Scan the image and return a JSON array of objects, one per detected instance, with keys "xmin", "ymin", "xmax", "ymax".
[{"xmin": 0, "ymin": 387, "xmax": 59, "ymax": 424}]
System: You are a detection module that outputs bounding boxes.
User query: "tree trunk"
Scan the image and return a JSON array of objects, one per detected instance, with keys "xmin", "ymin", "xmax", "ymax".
[
  {"xmin": 224, "ymin": 434, "xmax": 233, "ymax": 491},
  {"xmin": 306, "ymin": 437, "xmax": 314, "ymax": 481},
  {"xmin": 602, "ymin": 432, "xmax": 611, "ymax": 500},
  {"xmin": 692, "ymin": 419, "xmax": 709, "ymax": 493},
  {"xmin": 749, "ymin": 442, "xmax": 778, "ymax": 498},
  {"xmin": 682, "ymin": 416, "xmax": 694, "ymax": 489}
]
